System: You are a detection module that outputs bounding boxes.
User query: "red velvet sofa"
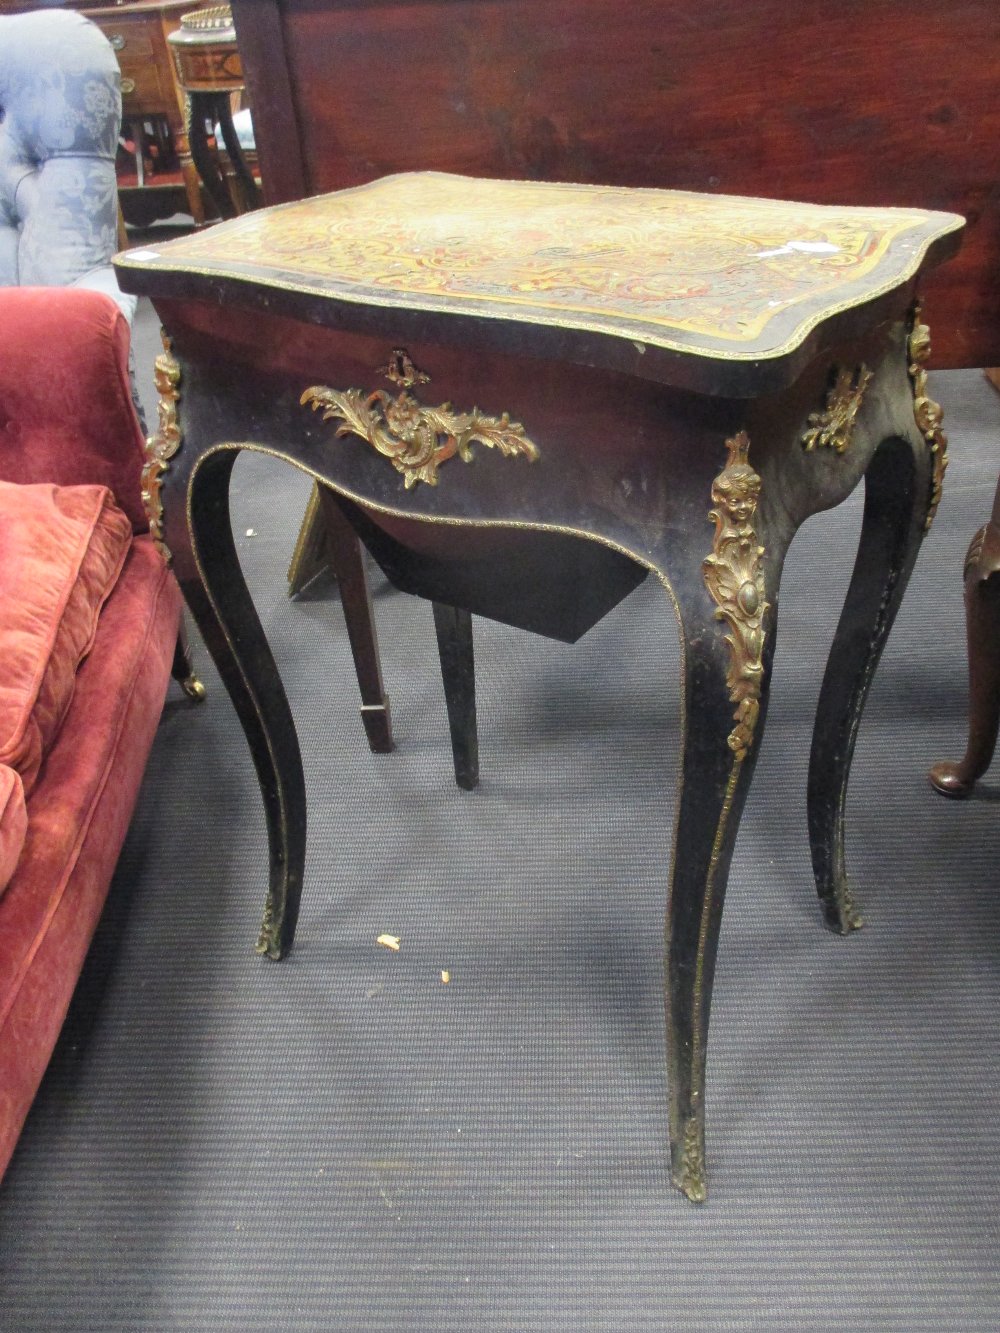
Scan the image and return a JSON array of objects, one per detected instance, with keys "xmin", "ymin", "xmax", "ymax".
[{"xmin": 0, "ymin": 287, "xmax": 185, "ymax": 1177}]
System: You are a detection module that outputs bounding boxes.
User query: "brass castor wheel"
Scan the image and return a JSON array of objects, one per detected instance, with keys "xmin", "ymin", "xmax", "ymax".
[{"xmin": 181, "ymin": 673, "xmax": 207, "ymax": 703}]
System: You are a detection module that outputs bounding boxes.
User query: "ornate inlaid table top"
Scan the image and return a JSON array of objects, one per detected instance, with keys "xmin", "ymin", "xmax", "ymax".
[{"xmin": 118, "ymin": 171, "xmax": 963, "ymax": 380}]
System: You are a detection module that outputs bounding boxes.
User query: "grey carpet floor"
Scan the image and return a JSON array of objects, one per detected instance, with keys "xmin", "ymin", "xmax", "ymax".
[{"xmin": 0, "ymin": 299, "xmax": 997, "ymax": 1331}]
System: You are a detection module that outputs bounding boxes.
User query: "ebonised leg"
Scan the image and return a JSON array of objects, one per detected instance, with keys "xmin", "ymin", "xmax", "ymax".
[
  {"xmin": 316, "ymin": 485, "xmax": 394, "ymax": 754},
  {"xmin": 929, "ymin": 527, "xmax": 1000, "ymax": 797},
  {"xmin": 808, "ymin": 433, "xmax": 932, "ymax": 933},
  {"xmin": 173, "ymin": 447, "xmax": 306, "ymax": 960},
  {"xmin": 664, "ymin": 431, "xmax": 779, "ymax": 1202},
  {"xmin": 216, "ymin": 98, "xmax": 262, "ymax": 213},
  {"xmin": 432, "ymin": 602, "xmax": 479, "ymax": 790},
  {"xmin": 171, "ymin": 618, "xmax": 206, "ymax": 702},
  {"xmin": 666, "ymin": 576, "xmax": 777, "ymax": 1203},
  {"xmin": 186, "ymin": 92, "xmax": 236, "ymax": 221}
]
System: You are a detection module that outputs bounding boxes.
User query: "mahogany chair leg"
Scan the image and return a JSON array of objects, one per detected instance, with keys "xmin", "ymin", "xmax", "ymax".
[
  {"xmin": 171, "ymin": 618, "xmax": 206, "ymax": 702},
  {"xmin": 929, "ymin": 522, "xmax": 1000, "ymax": 797},
  {"xmin": 316, "ymin": 485, "xmax": 394, "ymax": 754}
]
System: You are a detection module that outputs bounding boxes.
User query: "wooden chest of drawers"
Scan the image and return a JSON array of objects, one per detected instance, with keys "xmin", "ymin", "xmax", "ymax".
[{"xmin": 83, "ymin": 0, "xmax": 204, "ymax": 222}]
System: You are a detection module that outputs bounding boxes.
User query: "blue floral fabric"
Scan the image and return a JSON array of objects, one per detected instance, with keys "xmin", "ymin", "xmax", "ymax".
[{"xmin": 0, "ymin": 9, "xmax": 135, "ymax": 320}]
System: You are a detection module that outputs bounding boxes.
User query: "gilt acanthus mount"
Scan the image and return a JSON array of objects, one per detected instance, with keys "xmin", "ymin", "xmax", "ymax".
[
  {"xmin": 142, "ymin": 330, "xmax": 183, "ymax": 564},
  {"xmin": 702, "ymin": 431, "xmax": 769, "ymax": 762},
  {"xmin": 801, "ymin": 363, "xmax": 873, "ymax": 454},
  {"xmin": 907, "ymin": 305, "xmax": 948, "ymax": 531},
  {"xmin": 302, "ymin": 349, "xmax": 539, "ymax": 490}
]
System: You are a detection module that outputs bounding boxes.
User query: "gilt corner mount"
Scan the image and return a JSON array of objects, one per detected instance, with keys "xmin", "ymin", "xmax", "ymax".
[
  {"xmin": 703, "ymin": 430, "xmax": 769, "ymax": 763},
  {"xmin": 142, "ymin": 330, "xmax": 183, "ymax": 564}
]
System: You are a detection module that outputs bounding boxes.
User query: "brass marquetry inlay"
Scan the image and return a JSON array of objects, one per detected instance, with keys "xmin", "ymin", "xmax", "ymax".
[
  {"xmin": 142, "ymin": 330, "xmax": 182, "ymax": 563},
  {"xmin": 703, "ymin": 432, "xmax": 769, "ymax": 761},
  {"xmin": 124, "ymin": 174, "xmax": 963, "ymax": 363},
  {"xmin": 801, "ymin": 364, "xmax": 873, "ymax": 454},
  {"xmin": 907, "ymin": 305, "xmax": 948, "ymax": 530},
  {"xmin": 302, "ymin": 351, "xmax": 540, "ymax": 490}
]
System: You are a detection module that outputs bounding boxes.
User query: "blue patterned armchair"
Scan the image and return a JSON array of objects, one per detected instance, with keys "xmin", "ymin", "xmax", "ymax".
[{"xmin": 0, "ymin": 7, "xmax": 136, "ymax": 323}]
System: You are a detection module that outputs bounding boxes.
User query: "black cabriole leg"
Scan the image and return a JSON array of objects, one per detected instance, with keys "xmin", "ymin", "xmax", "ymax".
[
  {"xmin": 664, "ymin": 431, "xmax": 780, "ymax": 1202},
  {"xmin": 432, "ymin": 602, "xmax": 479, "ymax": 790},
  {"xmin": 808, "ymin": 433, "xmax": 932, "ymax": 933},
  {"xmin": 666, "ymin": 585, "xmax": 777, "ymax": 1203},
  {"xmin": 176, "ymin": 447, "xmax": 307, "ymax": 960}
]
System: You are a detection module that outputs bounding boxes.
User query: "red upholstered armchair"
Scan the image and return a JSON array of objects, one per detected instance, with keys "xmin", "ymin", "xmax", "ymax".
[{"xmin": 0, "ymin": 286, "xmax": 195, "ymax": 1177}]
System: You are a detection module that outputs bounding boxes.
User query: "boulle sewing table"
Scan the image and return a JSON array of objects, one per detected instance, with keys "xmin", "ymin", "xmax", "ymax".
[{"xmin": 114, "ymin": 172, "xmax": 963, "ymax": 1201}]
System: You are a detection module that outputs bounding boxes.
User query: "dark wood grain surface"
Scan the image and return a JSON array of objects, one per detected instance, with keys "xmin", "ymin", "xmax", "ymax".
[{"xmin": 230, "ymin": 0, "xmax": 1000, "ymax": 368}]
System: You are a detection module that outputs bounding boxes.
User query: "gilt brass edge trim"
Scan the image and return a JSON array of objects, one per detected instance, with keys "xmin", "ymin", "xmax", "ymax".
[
  {"xmin": 190, "ymin": 440, "xmax": 661, "ymax": 573},
  {"xmin": 906, "ymin": 302, "xmax": 948, "ymax": 531},
  {"xmin": 801, "ymin": 363, "xmax": 874, "ymax": 454},
  {"xmin": 187, "ymin": 441, "xmax": 676, "ymax": 959},
  {"xmin": 142, "ymin": 330, "xmax": 183, "ymax": 563},
  {"xmin": 114, "ymin": 216, "xmax": 961, "ymax": 366}
]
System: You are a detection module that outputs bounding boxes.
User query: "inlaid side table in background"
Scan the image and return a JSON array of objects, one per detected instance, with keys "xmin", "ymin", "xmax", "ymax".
[
  {"xmin": 168, "ymin": 3, "xmax": 261, "ymax": 220},
  {"xmin": 116, "ymin": 173, "xmax": 963, "ymax": 1201}
]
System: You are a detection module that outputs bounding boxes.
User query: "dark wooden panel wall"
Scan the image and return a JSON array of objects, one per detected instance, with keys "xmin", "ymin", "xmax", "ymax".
[{"xmin": 231, "ymin": 0, "xmax": 1000, "ymax": 368}]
